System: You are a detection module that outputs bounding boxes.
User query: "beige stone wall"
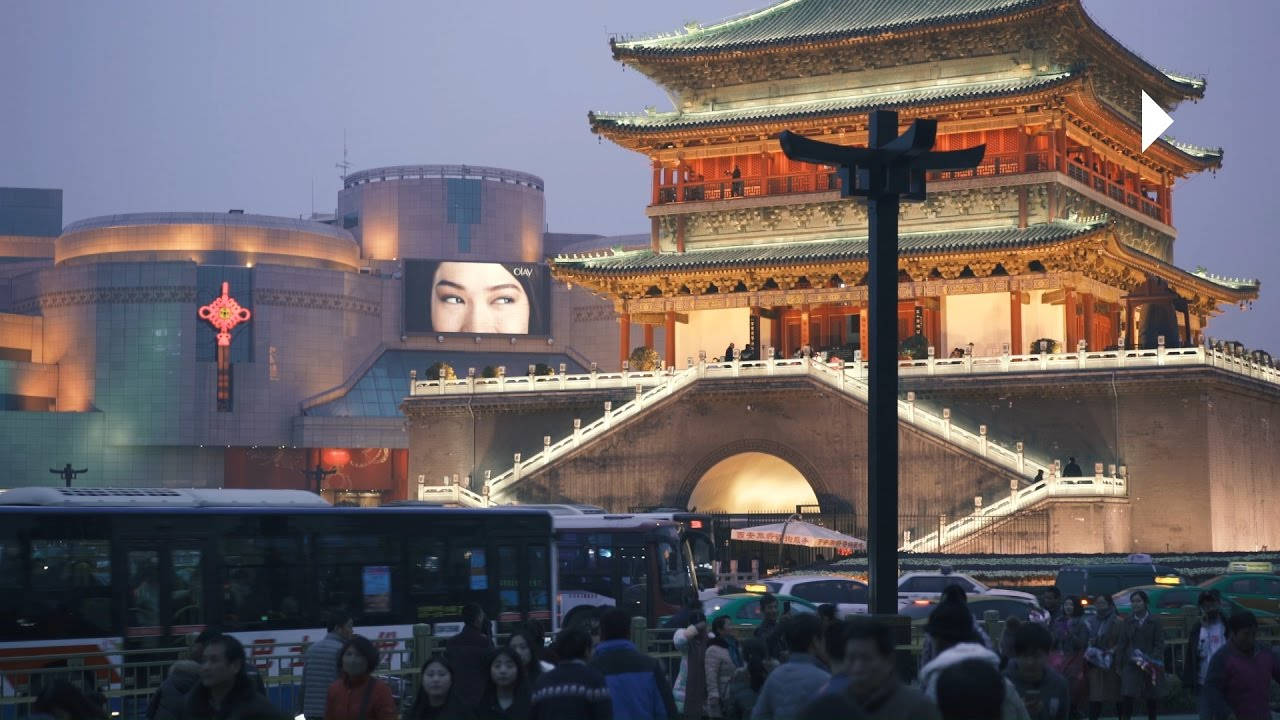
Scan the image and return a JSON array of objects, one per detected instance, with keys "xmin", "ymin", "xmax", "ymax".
[
  {"xmin": 1206, "ymin": 381, "xmax": 1280, "ymax": 550},
  {"xmin": 0, "ymin": 313, "xmax": 43, "ymax": 361},
  {"xmin": 905, "ymin": 367, "xmax": 1280, "ymax": 552}
]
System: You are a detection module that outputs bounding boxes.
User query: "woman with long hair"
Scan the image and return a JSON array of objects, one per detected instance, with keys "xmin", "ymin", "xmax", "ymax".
[
  {"xmin": 1051, "ymin": 595, "xmax": 1091, "ymax": 718},
  {"xmin": 326, "ymin": 635, "xmax": 397, "ymax": 720},
  {"xmin": 405, "ymin": 655, "xmax": 475, "ymax": 720},
  {"xmin": 1085, "ymin": 594, "xmax": 1125, "ymax": 720},
  {"xmin": 724, "ymin": 638, "xmax": 775, "ymax": 720},
  {"xmin": 477, "ymin": 646, "xmax": 531, "ymax": 720},
  {"xmin": 705, "ymin": 615, "xmax": 738, "ymax": 718},
  {"xmin": 506, "ymin": 626, "xmax": 551, "ymax": 685}
]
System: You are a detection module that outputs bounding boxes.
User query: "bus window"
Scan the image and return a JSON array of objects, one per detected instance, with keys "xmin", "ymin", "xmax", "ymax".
[
  {"xmin": 409, "ymin": 537, "xmax": 488, "ymax": 618},
  {"xmin": 657, "ymin": 539, "xmax": 690, "ymax": 606},
  {"xmin": 687, "ymin": 533, "xmax": 716, "ymax": 591},
  {"xmin": 220, "ymin": 536, "xmax": 304, "ymax": 629},
  {"xmin": 170, "ymin": 548, "xmax": 204, "ymax": 626},
  {"xmin": 28, "ymin": 539, "xmax": 113, "ymax": 638},
  {"xmin": 410, "ymin": 539, "xmax": 454, "ymax": 596},
  {"xmin": 316, "ymin": 535, "xmax": 402, "ymax": 620},
  {"xmin": 496, "ymin": 545, "xmax": 519, "ymax": 621},
  {"xmin": 558, "ymin": 534, "xmax": 615, "ymax": 600},
  {"xmin": 528, "ymin": 545, "xmax": 550, "ymax": 617},
  {"xmin": 127, "ymin": 551, "xmax": 160, "ymax": 628}
]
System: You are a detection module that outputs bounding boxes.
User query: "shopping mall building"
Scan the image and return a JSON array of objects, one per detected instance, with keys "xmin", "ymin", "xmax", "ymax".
[{"xmin": 0, "ymin": 168, "xmax": 639, "ymax": 502}]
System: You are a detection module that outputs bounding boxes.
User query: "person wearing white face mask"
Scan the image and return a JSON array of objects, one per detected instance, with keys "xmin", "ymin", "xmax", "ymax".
[{"xmin": 324, "ymin": 635, "xmax": 397, "ymax": 720}]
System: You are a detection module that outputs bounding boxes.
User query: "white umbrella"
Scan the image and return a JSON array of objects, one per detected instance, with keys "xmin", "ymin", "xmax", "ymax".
[{"xmin": 731, "ymin": 519, "xmax": 866, "ymax": 551}]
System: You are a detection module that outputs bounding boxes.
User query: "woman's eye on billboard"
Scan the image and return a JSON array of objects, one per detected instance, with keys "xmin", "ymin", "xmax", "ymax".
[
  {"xmin": 431, "ymin": 262, "xmax": 530, "ymax": 334},
  {"xmin": 404, "ymin": 260, "xmax": 548, "ymax": 335}
]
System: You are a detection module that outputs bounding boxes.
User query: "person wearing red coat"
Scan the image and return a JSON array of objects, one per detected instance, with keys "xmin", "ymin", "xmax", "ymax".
[{"xmin": 325, "ymin": 635, "xmax": 397, "ymax": 720}]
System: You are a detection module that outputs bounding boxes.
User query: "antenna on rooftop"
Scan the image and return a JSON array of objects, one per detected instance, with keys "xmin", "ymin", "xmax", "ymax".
[{"xmin": 336, "ymin": 129, "xmax": 352, "ymax": 181}]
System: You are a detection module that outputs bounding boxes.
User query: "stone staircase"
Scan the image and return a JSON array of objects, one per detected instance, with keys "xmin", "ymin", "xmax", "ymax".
[{"xmin": 413, "ymin": 354, "xmax": 1143, "ymax": 549}]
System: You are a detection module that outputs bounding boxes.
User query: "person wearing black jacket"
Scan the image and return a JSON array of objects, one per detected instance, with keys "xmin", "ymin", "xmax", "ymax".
[
  {"xmin": 446, "ymin": 603, "xmax": 494, "ymax": 707},
  {"xmin": 179, "ymin": 634, "xmax": 286, "ymax": 720},
  {"xmin": 1182, "ymin": 590, "xmax": 1228, "ymax": 720},
  {"xmin": 754, "ymin": 594, "xmax": 786, "ymax": 661},
  {"xmin": 590, "ymin": 608, "xmax": 677, "ymax": 720}
]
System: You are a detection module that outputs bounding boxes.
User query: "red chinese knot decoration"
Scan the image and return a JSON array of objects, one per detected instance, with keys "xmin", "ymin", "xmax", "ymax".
[{"xmin": 198, "ymin": 282, "xmax": 251, "ymax": 346}]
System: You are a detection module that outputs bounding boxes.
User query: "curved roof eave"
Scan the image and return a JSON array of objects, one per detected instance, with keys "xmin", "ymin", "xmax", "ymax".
[{"xmin": 589, "ymin": 71, "xmax": 1077, "ymax": 137}]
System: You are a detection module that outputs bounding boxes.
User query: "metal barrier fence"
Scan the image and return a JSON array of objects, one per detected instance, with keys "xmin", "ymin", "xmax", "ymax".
[{"xmin": 3, "ymin": 615, "xmax": 1275, "ymax": 717}]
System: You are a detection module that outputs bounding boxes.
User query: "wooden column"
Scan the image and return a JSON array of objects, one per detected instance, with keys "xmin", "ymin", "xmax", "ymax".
[
  {"xmin": 1010, "ymin": 291, "xmax": 1023, "ymax": 355},
  {"xmin": 618, "ymin": 313, "xmax": 631, "ymax": 367},
  {"xmin": 1082, "ymin": 293, "xmax": 1095, "ymax": 351},
  {"xmin": 1017, "ymin": 187, "xmax": 1028, "ymax": 228},
  {"xmin": 650, "ymin": 217, "xmax": 660, "ymax": 253},
  {"xmin": 651, "ymin": 161, "xmax": 661, "ymax": 206},
  {"xmin": 1064, "ymin": 290, "xmax": 1079, "ymax": 350},
  {"xmin": 676, "ymin": 216, "xmax": 686, "ymax": 253},
  {"xmin": 760, "ymin": 150, "xmax": 771, "ymax": 198},
  {"xmin": 1126, "ymin": 301, "xmax": 1137, "ymax": 350},
  {"xmin": 859, "ymin": 309, "xmax": 870, "ymax": 358},
  {"xmin": 643, "ymin": 324, "xmax": 654, "ymax": 349},
  {"xmin": 665, "ymin": 311, "xmax": 677, "ymax": 368},
  {"xmin": 674, "ymin": 162, "xmax": 684, "ymax": 203},
  {"xmin": 799, "ymin": 305, "xmax": 811, "ymax": 350}
]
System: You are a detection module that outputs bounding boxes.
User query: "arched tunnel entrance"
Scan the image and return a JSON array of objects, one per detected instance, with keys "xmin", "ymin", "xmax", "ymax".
[{"xmin": 685, "ymin": 451, "xmax": 820, "ymax": 513}]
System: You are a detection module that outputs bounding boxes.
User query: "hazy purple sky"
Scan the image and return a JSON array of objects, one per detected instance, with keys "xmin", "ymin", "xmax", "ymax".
[{"xmin": 3, "ymin": 1, "xmax": 1277, "ymax": 350}]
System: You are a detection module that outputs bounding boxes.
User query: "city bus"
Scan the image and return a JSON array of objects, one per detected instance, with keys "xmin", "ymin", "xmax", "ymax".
[
  {"xmin": 626, "ymin": 508, "xmax": 718, "ymax": 595},
  {"xmin": 552, "ymin": 514, "xmax": 695, "ymax": 628},
  {"xmin": 0, "ymin": 486, "xmax": 555, "ymax": 696}
]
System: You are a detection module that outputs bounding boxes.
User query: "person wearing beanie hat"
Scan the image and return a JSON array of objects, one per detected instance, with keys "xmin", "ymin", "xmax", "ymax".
[
  {"xmin": 919, "ymin": 603, "xmax": 1031, "ymax": 720},
  {"xmin": 918, "ymin": 586, "xmax": 992, "ymax": 667}
]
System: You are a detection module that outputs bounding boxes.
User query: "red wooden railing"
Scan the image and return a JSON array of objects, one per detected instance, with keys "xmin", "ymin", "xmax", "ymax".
[{"xmin": 653, "ymin": 150, "xmax": 1169, "ymax": 225}]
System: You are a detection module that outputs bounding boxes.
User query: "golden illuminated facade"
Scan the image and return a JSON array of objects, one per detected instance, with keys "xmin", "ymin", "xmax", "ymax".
[{"xmin": 559, "ymin": 0, "xmax": 1258, "ymax": 367}]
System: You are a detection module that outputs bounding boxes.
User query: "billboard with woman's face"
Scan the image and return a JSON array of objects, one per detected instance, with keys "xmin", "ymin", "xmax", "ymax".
[{"xmin": 403, "ymin": 260, "xmax": 550, "ymax": 335}]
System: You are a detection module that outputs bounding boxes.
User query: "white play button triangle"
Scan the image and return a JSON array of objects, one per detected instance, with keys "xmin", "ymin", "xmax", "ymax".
[{"xmin": 1141, "ymin": 90, "xmax": 1173, "ymax": 152}]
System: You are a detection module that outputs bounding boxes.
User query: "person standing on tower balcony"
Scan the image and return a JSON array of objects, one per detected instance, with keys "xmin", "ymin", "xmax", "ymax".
[
  {"xmin": 724, "ymin": 343, "xmax": 736, "ymax": 362},
  {"xmin": 1062, "ymin": 458, "xmax": 1083, "ymax": 477},
  {"xmin": 729, "ymin": 166, "xmax": 743, "ymax": 197}
]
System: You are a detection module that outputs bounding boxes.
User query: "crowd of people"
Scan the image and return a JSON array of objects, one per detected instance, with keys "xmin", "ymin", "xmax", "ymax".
[{"xmin": 31, "ymin": 589, "xmax": 1279, "ymax": 720}]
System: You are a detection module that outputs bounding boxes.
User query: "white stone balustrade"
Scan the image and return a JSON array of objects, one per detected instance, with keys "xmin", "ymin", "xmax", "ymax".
[
  {"xmin": 406, "ymin": 343, "xmax": 1279, "ymax": 546},
  {"xmin": 408, "ymin": 345, "xmax": 1280, "ymax": 397},
  {"xmin": 898, "ymin": 475, "xmax": 1128, "ymax": 553}
]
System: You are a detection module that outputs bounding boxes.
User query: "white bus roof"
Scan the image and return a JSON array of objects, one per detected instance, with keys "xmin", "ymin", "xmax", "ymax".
[
  {"xmin": 511, "ymin": 504, "xmax": 605, "ymax": 515},
  {"xmin": 552, "ymin": 514, "xmax": 674, "ymax": 531},
  {"xmin": 0, "ymin": 487, "xmax": 332, "ymax": 508}
]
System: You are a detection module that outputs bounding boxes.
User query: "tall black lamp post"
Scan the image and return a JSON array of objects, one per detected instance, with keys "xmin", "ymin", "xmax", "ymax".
[
  {"xmin": 50, "ymin": 463, "xmax": 88, "ymax": 488},
  {"xmin": 780, "ymin": 111, "xmax": 984, "ymax": 614},
  {"xmin": 303, "ymin": 464, "xmax": 338, "ymax": 496}
]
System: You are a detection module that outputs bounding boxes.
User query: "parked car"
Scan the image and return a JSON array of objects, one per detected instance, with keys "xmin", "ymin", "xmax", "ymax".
[
  {"xmin": 1055, "ymin": 554, "xmax": 1186, "ymax": 601},
  {"xmin": 1112, "ymin": 584, "xmax": 1200, "ymax": 619},
  {"xmin": 703, "ymin": 593, "xmax": 818, "ymax": 627},
  {"xmin": 896, "ymin": 569, "xmax": 1037, "ymax": 608},
  {"xmin": 1198, "ymin": 570, "xmax": 1280, "ymax": 617},
  {"xmin": 747, "ymin": 574, "xmax": 869, "ymax": 617},
  {"xmin": 1112, "ymin": 583, "xmax": 1277, "ymax": 623},
  {"xmin": 898, "ymin": 594, "xmax": 1041, "ymax": 624}
]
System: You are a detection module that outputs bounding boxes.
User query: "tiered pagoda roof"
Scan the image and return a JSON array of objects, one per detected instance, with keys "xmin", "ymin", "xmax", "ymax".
[
  {"xmin": 611, "ymin": 0, "xmax": 1204, "ymax": 103},
  {"xmin": 556, "ymin": 218, "xmax": 1106, "ymax": 275},
  {"xmin": 591, "ymin": 71, "xmax": 1077, "ymax": 132},
  {"xmin": 553, "ymin": 217, "xmax": 1259, "ymax": 310}
]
